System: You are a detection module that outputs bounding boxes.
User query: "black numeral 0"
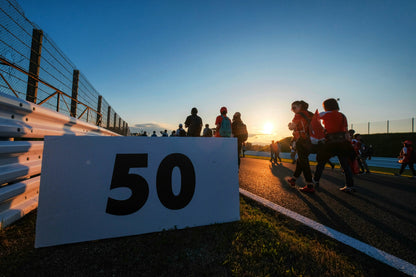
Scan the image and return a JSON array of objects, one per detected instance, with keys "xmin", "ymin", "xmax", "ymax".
[
  {"xmin": 106, "ymin": 154, "xmax": 149, "ymax": 215},
  {"xmin": 156, "ymin": 153, "xmax": 196, "ymax": 210}
]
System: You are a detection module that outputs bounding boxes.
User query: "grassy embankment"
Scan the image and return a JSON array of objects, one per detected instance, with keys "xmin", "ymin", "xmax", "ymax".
[{"xmin": 0, "ymin": 197, "xmax": 406, "ymax": 276}]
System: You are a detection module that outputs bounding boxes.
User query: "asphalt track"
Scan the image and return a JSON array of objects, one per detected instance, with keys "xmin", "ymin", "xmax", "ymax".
[{"xmin": 238, "ymin": 157, "xmax": 416, "ymax": 266}]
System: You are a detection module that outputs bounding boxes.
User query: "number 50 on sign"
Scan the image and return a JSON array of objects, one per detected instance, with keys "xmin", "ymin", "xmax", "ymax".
[{"xmin": 35, "ymin": 137, "xmax": 240, "ymax": 248}]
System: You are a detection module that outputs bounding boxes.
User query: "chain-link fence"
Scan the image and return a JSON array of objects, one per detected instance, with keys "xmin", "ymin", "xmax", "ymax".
[
  {"xmin": 350, "ymin": 118, "xmax": 415, "ymax": 135},
  {"xmin": 0, "ymin": 0, "xmax": 128, "ymax": 135}
]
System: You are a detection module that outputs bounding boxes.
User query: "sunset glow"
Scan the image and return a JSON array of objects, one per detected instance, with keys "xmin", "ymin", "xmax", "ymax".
[{"xmin": 262, "ymin": 122, "xmax": 274, "ymax": 135}]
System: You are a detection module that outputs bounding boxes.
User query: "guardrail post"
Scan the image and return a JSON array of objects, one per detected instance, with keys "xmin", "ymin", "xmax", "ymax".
[
  {"xmin": 70, "ymin": 70, "xmax": 79, "ymax": 117},
  {"xmin": 96, "ymin": 95, "xmax": 102, "ymax": 126},
  {"xmin": 26, "ymin": 29, "xmax": 43, "ymax": 104}
]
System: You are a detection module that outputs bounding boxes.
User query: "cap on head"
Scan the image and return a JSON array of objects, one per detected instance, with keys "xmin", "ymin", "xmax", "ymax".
[
  {"xmin": 220, "ymin": 106, "xmax": 227, "ymax": 114},
  {"xmin": 179, "ymin": 123, "xmax": 183, "ymax": 128}
]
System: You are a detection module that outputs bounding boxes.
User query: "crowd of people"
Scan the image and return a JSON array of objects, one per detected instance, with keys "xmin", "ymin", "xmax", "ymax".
[
  {"xmin": 285, "ymin": 98, "xmax": 415, "ymax": 194},
  {"xmin": 137, "ymin": 107, "xmax": 248, "ymax": 167},
  {"xmin": 134, "ymin": 100, "xmax": 415, "ymax": 189}
]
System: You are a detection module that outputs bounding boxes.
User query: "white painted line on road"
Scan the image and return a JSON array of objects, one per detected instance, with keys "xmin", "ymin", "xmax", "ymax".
[{"xmin": 240, "ymin": 188, "xmax": 416, "ymax": 277}]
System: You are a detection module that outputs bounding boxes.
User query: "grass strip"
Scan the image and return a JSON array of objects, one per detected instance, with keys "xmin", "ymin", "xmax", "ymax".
[{"xmin": 0, "ymin": 197, "xmax": 406, "ymax": 276}]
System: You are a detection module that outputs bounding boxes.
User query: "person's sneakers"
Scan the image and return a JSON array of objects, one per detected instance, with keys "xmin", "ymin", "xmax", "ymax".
[
  {"xmin": 300, "ymin": 185, "xmax": 315, "ymax": 193},
  {"xmin": 340, "ymin": 186, "xmax": 355, "ymax": 192},
  {"xmin": 286, "ymin": 177, "xmax": 297, "ymax": 187}
]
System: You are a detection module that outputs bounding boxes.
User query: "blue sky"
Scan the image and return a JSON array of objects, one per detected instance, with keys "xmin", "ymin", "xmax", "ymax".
[{"xmin": 18, "ymin": 0, "xmax": 416, "ymax": 143}]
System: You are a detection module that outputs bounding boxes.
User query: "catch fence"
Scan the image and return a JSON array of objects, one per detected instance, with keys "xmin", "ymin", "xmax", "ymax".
[
  {"xmin": 350, "ymin": 118, "xmax": 415, "ymax": 135},
  {"xmin": 0, "ymin": 0, "xmax": 128, "ymax": 135}
]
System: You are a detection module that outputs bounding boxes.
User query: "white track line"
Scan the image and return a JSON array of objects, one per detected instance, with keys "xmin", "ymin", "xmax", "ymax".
[{"xmin": 240, "ymin": 188, "xmax": 416, "ymax": 277}]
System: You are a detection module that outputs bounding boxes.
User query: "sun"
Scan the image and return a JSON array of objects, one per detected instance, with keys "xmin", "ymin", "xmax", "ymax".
[{"xmin": 262, "ymin": 122, "xmax": 274, "ymax": 135}]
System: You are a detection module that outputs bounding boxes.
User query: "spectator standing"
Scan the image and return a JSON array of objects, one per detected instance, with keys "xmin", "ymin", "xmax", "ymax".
[
  {"xmin": 176, "ymin": 124, "xmax": 187, "ymax": 137},
  {"xmin": 270, "ymin": 140, "xmax": 276, "ymax": 162},
  {"xmin": 185, "ymin": 107, "xmax": 203, "ymax": 137},
  {"xmin": 313, "ymin": 98, "xmax": 355, "ymax": 192},
  {"xmin": 203, "ymin": 124, "xmax": 213, "ymax": 137},
  {"xmin": 353, "ymin": 134, "xmax": 370, "ymax": 174},
  {"xmin": 286, "ymin": 100, "xmax": 314, "ymax": 191},
  {"xmin": 215, "ymin": 106, "xmax": 232, "ymax": 137},
  {"xmin": 274, "ymin": 140, "xmax": 282, "ymax": 164},
  {"xmin": 231, "ymin": 112, "xmax": 248, "ymax": 167},
  {"xmin": 142, "ymin": 131, "xmax": 148, "ymax": 137},
  {"xmin": 395, "ymin": 140, "xmax": 416, "ymax": 178},
  {"xmin": 151, "ymin": 131, "xmax": 157, "ymax": 137},
  {"xmin": 160, "ymin": 130, "xmax": 169, "ymax": 137},
  {"xmin": 170, "ymin": 130, "xmax": 176, "ymax": 136}
]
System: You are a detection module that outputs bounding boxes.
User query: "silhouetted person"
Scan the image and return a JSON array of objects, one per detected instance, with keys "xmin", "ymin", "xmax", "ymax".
[{"xmin": 185, "ymin": 107, "xmax": 203, "ymax": 137}]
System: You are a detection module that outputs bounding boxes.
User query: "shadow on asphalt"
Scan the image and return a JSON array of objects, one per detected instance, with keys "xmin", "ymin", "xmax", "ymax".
[{"xmin": 319, "ymin": 186, "xmax": 416, "ymax": 253}]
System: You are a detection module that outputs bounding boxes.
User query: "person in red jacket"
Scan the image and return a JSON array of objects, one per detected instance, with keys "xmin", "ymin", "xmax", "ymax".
[
  {"xmin": 286, "ymin": 100, "xmax": 315, "ymax": 192},
  {"xmin": 313, "ymin": 98, "xmax": 355, "ymax": 192},
  {"xmin": 395, "ymin": 140, "xmax": 416, "ymax": 178}
]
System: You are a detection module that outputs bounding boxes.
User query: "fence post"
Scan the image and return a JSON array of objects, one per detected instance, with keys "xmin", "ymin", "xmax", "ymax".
[
  {"xmin": 368, "ymin": 122, "xmax": 370, "ymax": 135},
  {"xmin": 70, "ymin": 70, "xmax": 79, "ymax": 117},
  {"xmin": 114, "ymin": 113, "xmax": 117, "ymax": 130},
  {"xmin": 26, "ymin": 29, "xmax": 43, "ymax": 104},
  {"xmin": 56, "ymin": 93, "xmax": 60, "ymax": 112},
  {"xmin": 96, "ymin": 95, "xmax": 102, "ymax": 126},
  {"xmin": 387, "ymin": 120, "xmax": 389, "ymax": 134},
  {"xmin": 119, "ymin": 117, "xmax": 122, "ymax": 133},
  {"xmin": 107, "ymin": 106, "xmax": 111, "ymax": 129}
]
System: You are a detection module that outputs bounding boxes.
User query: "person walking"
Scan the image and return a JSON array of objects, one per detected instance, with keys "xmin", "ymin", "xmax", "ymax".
[
  {"xmin": 231, "ymin": 112, "xmax": 248, "ymax": 168},
  {"xmin": 215, "ymin": 107, "xmax": 232, "ymax": 137},
  {"xmin": 313, "ymin": 98, "xmax": 356, "ymax": 192},
  {"xmin": 203, "ymin": 124, "xmax": 213, "ymax": 137},
  {"xmin": 395, "ymin": 140, "xmax": 416, "ymax": 178},
  {"xmin": 270, "ymin": 140, "xmax": 276, "ymax": 162},
  {"xmin": 286, "ymin": 100, "xmax": 315, "ymax": 192},
  {"xmin": 185, "ymin": 107, "xmax": 203, "ymax": 137}
]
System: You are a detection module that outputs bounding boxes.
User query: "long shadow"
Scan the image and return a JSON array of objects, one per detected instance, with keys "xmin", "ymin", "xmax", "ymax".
[
  {"xmin": 354, "ymin": 173, "xmax": 416, "ymax": 193},
  {"xmin": 269, "ymin": 162, "xmax": 296, "ymax": 193},
  {"xmin": 320, "ymin": 187, "xmax": 416, "ymax": 255},
  {"xmin": 352, "ymin": 192, "xmax": 416, "ymax": 226},
  {"xmin": 323, "ymin": 174, "xmax": 416, "ymax": 215},
  {"xmin": 268, "ymin": 162, "xmax": 362, "ymax": 238}
]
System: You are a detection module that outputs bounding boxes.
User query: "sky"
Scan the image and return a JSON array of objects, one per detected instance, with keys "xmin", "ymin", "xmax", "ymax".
[{"xmin": 18, "ymin": 0, "xmax": 416, "ymax": 144}]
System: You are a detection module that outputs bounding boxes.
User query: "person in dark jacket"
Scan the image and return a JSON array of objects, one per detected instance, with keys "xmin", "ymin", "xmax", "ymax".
[
  {"xmin": 184, "ymin": 107, "xmax": 203, "ymax": 137},
  {"xmin": 232, "ymin": 112, "xmax": 248, "ymax": 168}
]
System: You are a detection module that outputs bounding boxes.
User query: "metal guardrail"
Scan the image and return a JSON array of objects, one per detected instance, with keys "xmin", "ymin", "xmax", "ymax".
[{"xmin": 0, "ymin": 92, "xmax": 120, "ymax": 229}]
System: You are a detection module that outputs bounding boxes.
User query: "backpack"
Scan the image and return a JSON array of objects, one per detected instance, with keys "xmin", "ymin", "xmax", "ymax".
[
  {"xmin": 219, "ymin": 115, "xmax": 232, "ymax": 137},
  {"xmin": 234, "ymin": 122, "xmax": 248, "ymax": 142},
  {"xmin": 239, "ymin": 123, "xmax": 248, "ymax": 142},
  {"xmin": 178, "ymin": 128, "xmax": 186, "ymax": 137},
  {"xmin": 299, "ymin": 109, "xmax": 326, "ymax": 144}
]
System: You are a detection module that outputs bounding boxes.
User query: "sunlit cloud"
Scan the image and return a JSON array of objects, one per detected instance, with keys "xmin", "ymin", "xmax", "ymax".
[{"xmin": 130, "ymin": 122, "xmax": 177, "ymax": 134}]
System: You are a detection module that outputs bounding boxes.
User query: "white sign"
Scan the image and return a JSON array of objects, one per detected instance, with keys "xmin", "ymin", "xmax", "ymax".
[{"xmin": 35, "ymin": 136, "xmax": 240, "ymax": 248}]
